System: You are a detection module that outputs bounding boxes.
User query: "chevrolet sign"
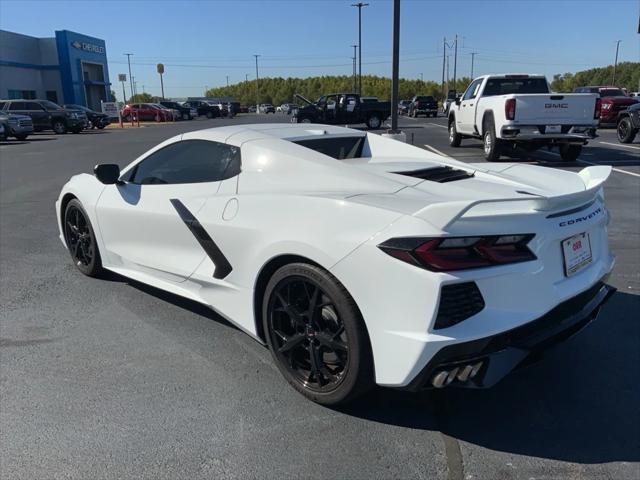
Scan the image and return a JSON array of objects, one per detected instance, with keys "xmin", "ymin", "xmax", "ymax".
[{"xmin": 71, "ymin": 41, "xmax": 105, "ymax": 54}]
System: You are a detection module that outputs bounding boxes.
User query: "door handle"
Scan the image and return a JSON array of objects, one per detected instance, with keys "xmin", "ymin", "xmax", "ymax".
[{"xmin": 470, "ymin": 103, "xmax": 474, "ymax": 106}]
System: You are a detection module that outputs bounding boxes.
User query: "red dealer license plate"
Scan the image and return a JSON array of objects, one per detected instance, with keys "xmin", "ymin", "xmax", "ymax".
[{"xmin": 562, "ymin": 232, "xmax": 593, "ymax": 277}]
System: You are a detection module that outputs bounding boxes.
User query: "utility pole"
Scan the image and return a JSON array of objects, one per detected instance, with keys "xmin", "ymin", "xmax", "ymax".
[
  {"xmin": 245, "ymin": 73, "xmax": 248, "ymax": 82},
  {"xmin": 124, "ymin": 53, "xmax": 134, "ymax": 103},
  {"xmin": 612, "ymin": 40, "xmax": 622, "ymax": 85},
  {"xmin": 133, "ymin": 80, "xmax": 137, "ymax": 97},
  {"xmin": 253, "ymin": 54, "xmax": 260, "ymax": 112},
  {"xmin": 453, "ymin": 34, "xmax": 458, "ymax": 92},
  {"xmin": 226, "ymin": 75, "xmax": 229, "ymax": 87},
  {"xmin": 419, "ymin": 73, "xmax": 423, "ymax": 82},
  {"xmin": 389, "ymin": 0, "xmax": 400, "ymax": 133},
  {"xmin": 470, "ymin": 52, "xmax": 477, "ymax": 78},
  {"xmin": 351, "ymin": 2, "xmax": 369, "ymax": 94},
  {"xmin": 441, "ymin": 37, "xmax": 446, "ymax": 97},
  {"xmin": 351, "ymin": 44, "xmax": 357, "ymax": 92}
]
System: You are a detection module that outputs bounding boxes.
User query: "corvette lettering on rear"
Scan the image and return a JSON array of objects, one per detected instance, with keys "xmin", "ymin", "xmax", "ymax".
[{"xmin": 559, "ymin": 207, "xmax": 603, "ymax": 227}]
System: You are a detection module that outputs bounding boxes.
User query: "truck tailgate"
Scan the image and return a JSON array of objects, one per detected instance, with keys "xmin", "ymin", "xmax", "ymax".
[{"xmin": 512, "ymin": 93, "xmax": 597, "ymax": 125}]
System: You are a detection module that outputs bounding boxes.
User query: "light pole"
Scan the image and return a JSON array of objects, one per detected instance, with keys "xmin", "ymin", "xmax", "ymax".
[
  {"xmin": 470, "ymin": 52, "xmax": 477, "ymax": 78},
  {"xmin": 351, "ymin": 44, "xmax": 357, "ymax": 92},
  {"xmin": 452, "ymin": 34, "xmax": 458, "ymax": 92},
  {"xmin": 419, "ymin": 73, "xmax": 423, "ymax": 82},
  {"xmin": 612, "ymin": 40, "xmax": 622, "ymax": 85},
  {"xmin": 226, "ymin": 75, "xmax": 229, "ymax": 87},
  {"xmin": 124, "ymin": 53, "xmax": 134, "ymax": 103},
  {"xmin": 253, "ymin": 54, "xmax": 260, "ymax": 112},
  {"xmin": 351, "ymin": 2, "xmax": 369, "ymax": 95},
  {"xmin": 389, "ymin": 0, "xmax": 400, "ymax": 134}
]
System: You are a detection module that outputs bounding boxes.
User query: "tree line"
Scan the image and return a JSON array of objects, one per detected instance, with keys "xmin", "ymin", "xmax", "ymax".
[{"xmin": 550, "ymin": 62, "xmax": 639, "ymax": 93}]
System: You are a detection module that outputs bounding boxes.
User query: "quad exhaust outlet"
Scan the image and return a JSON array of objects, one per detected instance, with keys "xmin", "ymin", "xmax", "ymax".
[{"xmin": 431, "ymin": 361, "xmax": 483, "ymax": 388}]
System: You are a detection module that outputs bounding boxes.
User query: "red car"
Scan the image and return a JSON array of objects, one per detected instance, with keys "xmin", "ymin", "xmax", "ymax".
[
  {"xmin": 574, "ymin": 86, "xmax": 638, "ymax": 126},
  {"xmin": 120, "ymin": 103, "xmax": 173, "ymax": 122}
]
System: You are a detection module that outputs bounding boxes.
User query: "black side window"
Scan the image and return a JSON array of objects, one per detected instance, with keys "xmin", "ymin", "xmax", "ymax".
[
  {"xmin": 9, "ymin": 102, "xmax": 26, "ymax": 110},
  {"xmin": 129, "ymin": 140, "xmax": 241, "ymax": 185}
]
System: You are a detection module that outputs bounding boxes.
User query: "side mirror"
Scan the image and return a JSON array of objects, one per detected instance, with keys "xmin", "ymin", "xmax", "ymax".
[
  {"xmin": 454, "ymin": 97, "xmax": 461, "ymax": 106},
  {"xmin": 94, "ymin": 164, "xmax": 120, "ymax": 184}
]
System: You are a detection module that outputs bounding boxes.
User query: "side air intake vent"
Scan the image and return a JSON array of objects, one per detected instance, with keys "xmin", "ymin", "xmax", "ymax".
[
  {"xmin": 393, "ymin": 166, "xmax": 474, "ymax": 183},
  {"xmin": 434, "ymin": 282, "xmax": 485, "ymax": 329}
]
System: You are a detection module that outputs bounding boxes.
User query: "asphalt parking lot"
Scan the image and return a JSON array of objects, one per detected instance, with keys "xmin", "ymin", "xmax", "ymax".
[{"xmin": 1, "ymin": 114, "xmax": 638, "ymax": 480}]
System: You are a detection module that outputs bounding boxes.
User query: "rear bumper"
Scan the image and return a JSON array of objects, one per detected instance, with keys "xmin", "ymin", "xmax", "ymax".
[
  {"xmin": 403, "ymin": 282, "xmax": 616, "ymax": 391},
  {"xmin": 500, "ymin": 125, "xmax": 596, "ymax": 142}
]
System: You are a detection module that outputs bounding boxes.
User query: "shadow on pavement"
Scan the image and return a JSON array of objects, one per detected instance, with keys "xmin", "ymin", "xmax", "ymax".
[{"xmin": 340, "ymin": 291, "xmax": 640, "ymax": 464}]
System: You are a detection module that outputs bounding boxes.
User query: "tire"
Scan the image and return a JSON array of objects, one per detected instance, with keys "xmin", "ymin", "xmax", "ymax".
[
  {"xmin": 262, "ymin": 263, "xmax": 374, "ymax": 406},
  {"xmin": 71, "ymin": 128, "xmax": 82, "ymax": 134},
  {"xmin": 14, "ymin": 134, "xmax": 28, "ymax": 141},
  {"xmin": 617, "ymin": 117, "xmax": 637, "ymax": 144},
  {"xmin": 63, "ymin": 199, "xmax": 103, "ymax": 277},
  {"xmin": 448, "ymin": 119, "xmax": 462, "ymax": 147},
  {"xmin": 366, "ymin": 115, "xmax": 382, "ymax": 129},
  {"xmin": 482, "ymin": 118, "xmax": 501, "ymax": 161},
  {"xmin": 52, "ymin": 120, "xmax": 67, "ymax": 134},
  {"xmin": 300, "ymin": 118, "xmax": 311, "ymax": 123},
  {"xmin": 559, "ymin": 144, "xmax": 582, "ymax": 162},
  {"xmin": 97, "ymin": 125, "xmax": 106, "ymax": 130},
  {"xmin": 206, "ymin": 111, "xmax": 213, "ymax": 119}
]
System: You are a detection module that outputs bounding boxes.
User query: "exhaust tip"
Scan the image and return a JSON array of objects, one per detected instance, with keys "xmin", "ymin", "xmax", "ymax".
[
  {"xmin": 445, "ymin": 367, "xmax": 459, "ymax": 386},
  {"xmin": 469, "ymin": 361, "xmax": 483, "ymax": 379},
  {"xmin": 431, "ymin": 371, "xmax": 449, "ymax": 388},
  {"xmin": 456, "ymin": 364, "xmax": 474, "ymax": 382}
]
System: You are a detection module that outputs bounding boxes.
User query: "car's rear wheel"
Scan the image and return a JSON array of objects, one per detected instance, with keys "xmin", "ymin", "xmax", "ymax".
[
  {"xmin": 617, "ymin": 117, "xmax": 637, "ymax": 144},
  {"xmin": 63, "ymin": 199, "xmax": 103, "ymax": 277},
  {"xmin": 14, "ymin": 134, "xmax": 28, "ymax": 141},
  {"xmin": 366, "ymin": 115, "xmax": 382, "ymax": 129},
  {"xmin": 206, "ymin": 111, "xmax": 213, "ymax": 119},
  {"xmin": 263, "ymin": 263, "xmax": 373, "ymax": 406},
  {"xmin": 52, "ymin": 120, "xmax": 67, "ymax": 134},
  {"xmin": 559, "ymin": 144, "xmax": 582, "ymax": 162},
  {"xmin": 483, "ymin": 118, "xmax": 501, "ymax": 161}
]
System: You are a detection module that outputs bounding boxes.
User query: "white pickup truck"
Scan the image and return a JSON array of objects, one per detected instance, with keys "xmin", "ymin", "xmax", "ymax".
[{"xmin": 448, "ymin": 74, "xmax": 600, "ymax": 161}]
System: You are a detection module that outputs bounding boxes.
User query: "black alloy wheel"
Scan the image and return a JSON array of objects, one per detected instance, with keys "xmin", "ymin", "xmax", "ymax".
[
  {"xmin": 617, "ymin": 117, "xmax": 637, "ymax": 144},
  {"xmin": 263, "ymin": 263, "xmax": 373, "ymax": 405},
  {"xmin": 63, "ymin": 199, "xmax": 103, "ymax": 277}
]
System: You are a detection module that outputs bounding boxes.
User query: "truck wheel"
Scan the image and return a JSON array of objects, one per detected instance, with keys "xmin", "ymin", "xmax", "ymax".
[
  {"xmin": 559, "ymin": 144, "xmax": 582, "ymax": 162},
  {"xmin": 300, "ymin": 118, "xmax": 311, "ymax": 123},
  {"xmin": 14, "ymin": 134, "xmax": 28, "ymax": 141},
  {"xmin": 482, "ymin": 119, "xmax": 501, "ymax": 161},
  {"xmin": 52, "ymin": 120, "xmax": 67, "ymax": 134},
  {"xmin": 206, "ymin": 111, "xmax": 213, "ymax": 119},
  {"xmin": 448, "ymin": 120, "xmax": 462, "ymax": 147},
  {"xmin": 617, "ymin": 117, "xmax": 637, "ymax": 144},
  {"xmin": 366, "ymin": 115, "xmax": 382, "ymax": 129}
]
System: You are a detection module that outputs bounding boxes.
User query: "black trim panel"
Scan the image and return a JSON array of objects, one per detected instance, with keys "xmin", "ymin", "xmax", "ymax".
[{"xmin": 170, "ymin": 199, "xmax": 233, "ymax": 279}]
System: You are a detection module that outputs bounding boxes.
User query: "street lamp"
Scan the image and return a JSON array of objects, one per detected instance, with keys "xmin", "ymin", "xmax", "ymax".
[
  {"xmin": 351, "ymin": 2, "xmax": 369, "ymax": 94},
  {"xmin": 253, "ymin": 54, "xmax": 261, "ymax": 112}
]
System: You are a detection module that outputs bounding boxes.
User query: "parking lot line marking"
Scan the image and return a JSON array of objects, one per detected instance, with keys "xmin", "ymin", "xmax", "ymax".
[
  {"xmin": 598, "ymin": 141, "xmax": 640, "ymax": 151},
  {"xmin": 577, "ymin": 159, "xmax": 640, "ymax": 178},
  {"xmin": 428, "ymin": 123, "xmax": 448, "ymax": 129},
  {"xmin": 423, "ymin": 144, "xmax": 453, "ymax": 158}
]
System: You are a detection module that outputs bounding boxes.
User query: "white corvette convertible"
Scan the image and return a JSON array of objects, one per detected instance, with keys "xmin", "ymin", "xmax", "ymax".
[{"xmin": 56, "ymin": 123, "xmax": 615, "ymax": 405}]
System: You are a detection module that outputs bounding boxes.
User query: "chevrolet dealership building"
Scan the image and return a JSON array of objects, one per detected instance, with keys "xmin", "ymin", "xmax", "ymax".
[{"xmin": 0, "ymin": 30, "xmax": 112, "ymax": 110}]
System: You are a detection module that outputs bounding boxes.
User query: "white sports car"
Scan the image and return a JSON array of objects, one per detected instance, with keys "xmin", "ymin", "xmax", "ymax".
[{"xmin": 56, "ymin": 123, "xmax": 615, "ymax": 405}]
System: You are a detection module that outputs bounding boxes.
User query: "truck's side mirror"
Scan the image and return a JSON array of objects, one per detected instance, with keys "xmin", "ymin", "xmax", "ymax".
[
  {"xmin": 94, "ymin": 164, "xmax": 120, "ymax": 184},
  {"xmin": 454, "ymin": 97, "xmax": 461, "ymax": 106}
]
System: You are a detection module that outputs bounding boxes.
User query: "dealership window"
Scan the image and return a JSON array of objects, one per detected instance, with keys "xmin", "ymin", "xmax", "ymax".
[
  {"xmin": 46, "ymin": 91, "xmax": 58, "ymax": 103},
  {"xmin": 8, "ymin": 90, "xmax": 36, "ymax": 100}
]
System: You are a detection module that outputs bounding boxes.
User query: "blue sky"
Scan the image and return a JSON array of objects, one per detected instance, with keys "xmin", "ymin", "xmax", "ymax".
[{"xmin": 1, "ymin": 0, "xmax": 638, "ymax": 98}]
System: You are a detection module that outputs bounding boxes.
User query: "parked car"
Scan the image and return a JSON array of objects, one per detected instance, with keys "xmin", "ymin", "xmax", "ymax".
[
  {"xmin": 293, "ymin": 93, "xmax": 391, "ymax": 129},
  {"xmin": 398, "ymin": 100, "xmax": 411, "ymax": 115},
  {"xmin": 573, "ymin": 86, "xmax": 638, "ymax": 126},
  {"xmin": 57, "ymin": 123, "xmax": 615, "ymax": 405},
  {"xmin": 239, "ymin": 105, "xmax": 249, "ymax": 113},
  {"xmin": 442, "ymin": 90, "xmax": 458, "ymax": 114},
  {"xmin": 160, "ymin": 101, "xmax": 194, "ymax": 120},
  {"xmin": 0, "ymin": 111, "xmax": 34, "ymax": 140},
  {"xmin": 260, "ymin": 104, "xmax": 275, "ymax": 114},
  {"xmin": 616, "ymin": 103, "xmax": 640, "ymax": 143},
  {"xmin": 120, "ymin": 103, "xmax": 172, "ymax": 122},
  {"xmin": 448, "ymin": 74, "xmax": 599, "ymax": 161},
  {"xmin": 183, "ymin": 100, "xmax": 221, "ymax": 119},
  {"xmin": 0, "ymin": 99, "xmax": 86, "ymax": 134},
  {"xmin": 63, "ymin": 104, "xmax": 111, "ymax": 129},
  {"xmin": 248, "ymin": 105, "xmax": 257, "ymax": 113},
  {"xmin": 279, "ymin": 103, "xmax": 298, "ymax": 115},
  {"xmin": 408, "ymin": 95, "xmax": 438, "ymax": 118},
  {"xmin": 151, "ymin": 103, "xmax": 179, "ymax": 121}
]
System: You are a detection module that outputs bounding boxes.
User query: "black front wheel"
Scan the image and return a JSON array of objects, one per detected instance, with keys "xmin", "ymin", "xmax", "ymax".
[
  {"xmin": 366, "ymin": 115, "xmax": 382, "ymax": 129},
  {"xmin": 263, "ymin": 263, "xmax": 373, "ymax": 405},
  {"xmin": 52, "ymin": 120, "xmax": 67, "ymax": 134},
  {"xmin": 63, "ymin": 199, "xmax": 103, "ymax": 277}
]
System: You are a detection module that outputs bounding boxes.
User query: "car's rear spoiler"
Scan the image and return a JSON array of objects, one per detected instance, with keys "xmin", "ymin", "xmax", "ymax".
[{"xmin": 415, "ymin": 166, "xmax": 611, "ymax": 231}]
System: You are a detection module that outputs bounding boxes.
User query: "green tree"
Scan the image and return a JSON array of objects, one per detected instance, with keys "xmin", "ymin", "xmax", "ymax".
[
  {"xmin": 550, "ymin": 62, "xmax": 639, "ymax": 92},
  {"xmin": 128, "ymin": 93, "xmax": 154, "ymax": 103}
]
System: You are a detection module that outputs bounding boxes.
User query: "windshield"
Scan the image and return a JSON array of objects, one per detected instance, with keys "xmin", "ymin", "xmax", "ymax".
[
  {"xmin": 599, "ymin": 89, "xmax": 625, "ymax": 97},
  {"xmin": 293, "ymin": 136, "xmax": 365, "ymax": 160},
  {"xmin": 483, "ymin": 77, "xmax": 549, "ymax": 96},
  {"xmin": 40, "ymin": 100, "xmax": 62, "ymax": 110}
]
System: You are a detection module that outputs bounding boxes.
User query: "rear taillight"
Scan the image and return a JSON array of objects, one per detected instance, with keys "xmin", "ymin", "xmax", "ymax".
[
  {"xmin": 505, "ymin": 98, "xmax": 516, "ymax": 120},
  {"xmin": 378, "ymin": 234, "xmax": 536, "ymax": 272},
  {"xmin": 594, "ymin": 98, "xmax": 602, "ymax": 118}
]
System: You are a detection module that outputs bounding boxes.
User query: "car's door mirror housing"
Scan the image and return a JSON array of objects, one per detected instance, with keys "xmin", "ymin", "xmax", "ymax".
[
  {"xmin": 454, "ymin": 97, "xmax": 461, "ymax": 106},
  {"xmin": 94, "ymin": 164, "xmax": 121, "ymax": 184}
]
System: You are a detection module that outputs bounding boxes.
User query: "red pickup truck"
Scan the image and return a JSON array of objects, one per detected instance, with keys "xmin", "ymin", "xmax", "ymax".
[{"xmin": 573, "ymin": 86, "xmax": 638, "ymax": 126}]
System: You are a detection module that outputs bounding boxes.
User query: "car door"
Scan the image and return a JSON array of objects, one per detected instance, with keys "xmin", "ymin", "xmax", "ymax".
[
  {"xmin": 458, "ymin": 78, "xmax": 483, "ymax": 134},
  {"xmin": 96, "ymin": 139, "xmax": 241, "ymax": 283},
  {"xmin": 28, "ymin": 102, "xmax": 51, "ymax": 128}
]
